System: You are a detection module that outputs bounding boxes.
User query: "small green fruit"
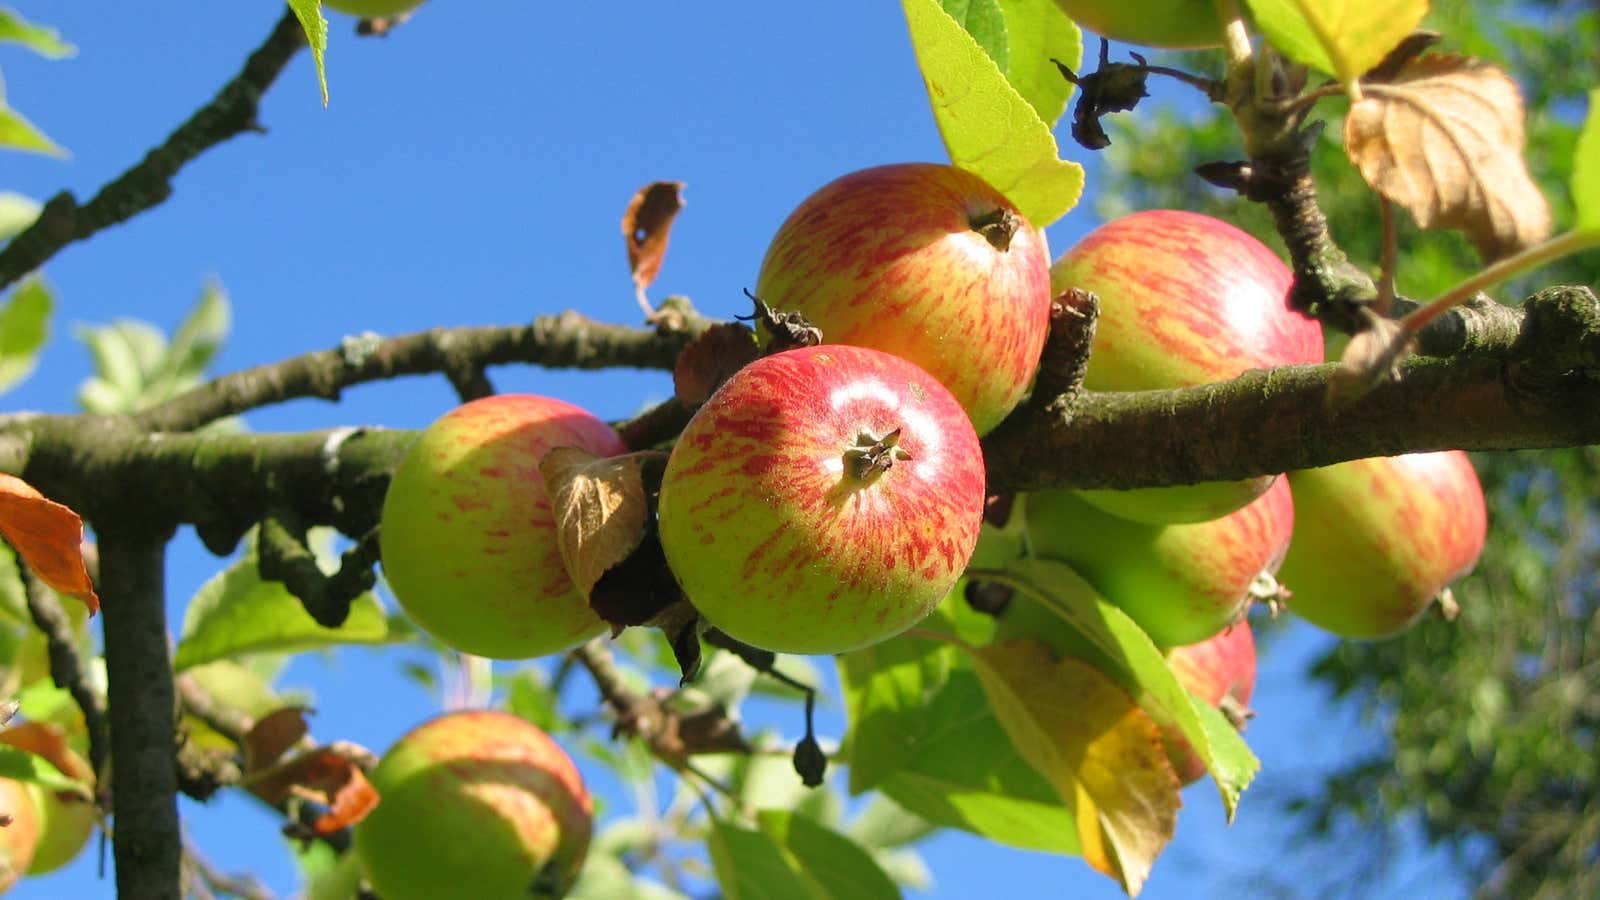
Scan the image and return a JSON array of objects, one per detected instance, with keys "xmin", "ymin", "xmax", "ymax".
[
  {"xmin": 379, "ymin": 394, "xmax": 625, "ymax": 659},
  {"xmin": 354, "ymin": 710, "xmax": 593, "ymax": 900}
]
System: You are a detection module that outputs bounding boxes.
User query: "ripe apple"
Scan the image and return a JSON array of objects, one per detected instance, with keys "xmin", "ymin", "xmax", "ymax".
[
  {"xmin": 0, "ymin": 776, "xmax": 37, "ymax": 892},
  {"xmin": 1162, "ymin": 623, "xmax": 1255, "ymax": 785},
  {"xmin": 1277, "ymin": 451, "xmax": 1487, "ymax": 639},
  {"xmin": 0, "ymin": 723, "xmax": 95, "ymax": 874},
  {"xmin": 321, "ymin": 0, "xmax": 424, "ymax": 18},
  {"xmin": 1025, "ymin": 477, "xmax": 1294, "ymax": 647},
  {"xmin": 1052, "ymin": 0, "xmax": 1224, "ymax": 50},
  {"xmin": 354, "ymin": 710, "xmax": 592, "ymax": 900},
  {"xmin": 380, "ymin": 394, "xmax": 626, "ymax": 659},
  {"xmin": 754, "ymin": 162, "xmax": 1052, "ymax": 435},
  {"xmin": 657, "ymin": 345, "xmax": 986, "ymax": 654},
  {"xmin": 1050, "ymin": 209, "xmax": 1323, "ymax": 524}
]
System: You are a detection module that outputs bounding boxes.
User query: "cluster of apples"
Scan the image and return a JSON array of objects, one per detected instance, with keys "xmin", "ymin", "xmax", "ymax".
[
  {"xmin": 0, "ymin": 724, "xmax": 97, "ymax": 894},
  {"xmin": 367, "ymin": 162, "xmax": 1490, "ymax": 884}
]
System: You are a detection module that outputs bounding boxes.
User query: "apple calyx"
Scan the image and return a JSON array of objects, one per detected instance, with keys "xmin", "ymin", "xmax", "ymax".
[
  {"xmin": 1249, "ymin": 569, "xmax": 1292, "ymax": 617},
  {"xmin": 968, "ymin": 206, "xmax": 1021, "ymax": 251},
  {"xmin": 844, "ymin": 428, "xmax": 911, "ymax": 482}
]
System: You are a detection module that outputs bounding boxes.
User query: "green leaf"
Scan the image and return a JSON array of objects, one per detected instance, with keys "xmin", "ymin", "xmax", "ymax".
[
  {"xmin": 173, "ymin": 534, "xmax": 389, "ymax": 672},
  {"xmin": 1243, "ymin": 0, "xmax": 1429, "ymax": 88},
  {"xmin": 0, "ymin": 8, "xmax": 75, "ymax": 58},
  {"xmin": 709, "ymin": 820, "xmax": 819, "ymax": 900},
  {"xmin": 990, "ymin": 558, "xmax": 1259, "ymax": 817},
  {"xmin": 1574, "ymin": 88, "xmax": 1600, "ymax": 236},
  {"xmin": 708, "ymin": 813, "xmax": 903, "ymax": 900},
  {"xmin": 0, "ymin": 191, "xmax": 41, "ymax": 240},
  {"xmin": 838, "ymin": 607, "xmax": 1079, "ymax": 854},
  {"xmin": 145, "ymin": 281, "xmax": 230, "ymax": 402},
  {"xmin": 505, "ymin": 667, "xmax": 562, "ymax": 733},
  {"xmin": 568, "ymin": 852, "xmax": 691, "ymax": 900},
  {"xmin": 901, "ymin": 0, "xmax": 1084, "ymax": 227},
  {"xmin": 182, "ymin": 659, "xmax": 283, "ymax": 722},
  {"xmin": 757, "ymin": 809, "xmax": 902, "ymax": 900},
  {"xmin": 846, "ymin": 795, "xmax": 938, "ymax": 850},
  {"xmin": 994, "ymin": 0, "xmax": 1081, "ymax": 127},
  {"xmin": 0, "ymin": 102, "xmax": 65, "ymax": 157},
  {"xmin": 286, "ymin": 0, "xmax": 330, "ymax": 106},
  {"xmin": 0, "ymin": 276, "xmax": 52, "ymax": 393},
  {"xmin": 0, "ymin": 745, "xmax": 89, "ymax": 798}
]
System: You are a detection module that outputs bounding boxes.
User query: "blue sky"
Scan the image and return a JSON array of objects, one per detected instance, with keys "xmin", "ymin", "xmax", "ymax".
[{"xmin": 1, "ymin": 3, "xmax": 1471, "ymax": 898}]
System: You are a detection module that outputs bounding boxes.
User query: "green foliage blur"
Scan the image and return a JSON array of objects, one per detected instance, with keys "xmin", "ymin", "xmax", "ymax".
[{"xmin": 1093, "ymin": 2, "xmax": 1600, "ymax": 896}]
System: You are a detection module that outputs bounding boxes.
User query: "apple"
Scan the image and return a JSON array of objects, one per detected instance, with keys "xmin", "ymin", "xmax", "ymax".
[
  {"xmin": 1050, "ymin": 209, "xmax": 1323, "ymax": 524},
  {"xmin": 754, "ymin": 162, "xmax": 1052, "ymax": 435},
  {"xmin": 380, "ymin": 394, "xmax": 625, "ymax": 659},
  {"xmin": 354, "ymin": 710, "xmax": 592, "ymax": 900},
  {"xmin": 1162, "ymin": 623, "xmax": 1255, "ymax": 785},
  {"xmin": 0, "ymin": 777, "xmax": 37, "ymax": 893},
  {"xmin": 321, "ymin": 0, "xmax": 424, "ymax": 18},
  {"xmin": 1052, "ymin": 0, "xmax": 1224, "ymax": 50},
  {"xmin": 1277, "ymin": 451, "xmax": 1487, "ymax": 639},
  {"xmin": 657, "ymin": 345, "xmax": 986, "ymax": 655},
  {"xmin": 1026, "ymin": 477, "xmax": 1294, "ymax": 647},
  {"xmin": 0, "ymin": 723, "xmax": 95, "ymax": 874}
]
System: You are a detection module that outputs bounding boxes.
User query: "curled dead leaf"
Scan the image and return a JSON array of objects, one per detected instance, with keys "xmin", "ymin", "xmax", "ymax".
[
  {"xmin": 246, "ymin": 743, "xmax": 380, "ymax": 836},
  {"xmin": 539, "ymin": 447, "xmax": 654, "ymax": 600},
  {"xmin": 622, "ymin": 181, "xmax": 686, "ymax": 317},
  {"xmin": 1327, "ymin": 316, "xmax": 1415, "ymax": 405},
  {"xmin": 243, "ymin": 706, "xmax": 313, "ymax": 774},
  {"xmin": 1346, "ymin": 53, "xmax": 1551, "ymax": 261},
  {"xmin": 673, "ymin": 322, "xmax": 759, "ymax": 406},
  {"xmin": 0, "ymin": 474, "xmax": 99, "ymax": 614}
]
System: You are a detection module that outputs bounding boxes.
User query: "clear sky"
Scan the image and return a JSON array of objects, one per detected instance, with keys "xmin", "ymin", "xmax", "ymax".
[{"xmin": 2, "ymin": 3, "xmax": 1470, "ymax": 898}]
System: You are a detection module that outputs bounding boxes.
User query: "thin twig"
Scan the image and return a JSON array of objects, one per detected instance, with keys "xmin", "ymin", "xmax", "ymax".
[
  {"xmin": 0, "ymin": 9, "xmax": 308, "ymax": 291},
  {"xmin": 19, "ymin": 568, "xmax": 110, "ymax": 790}
]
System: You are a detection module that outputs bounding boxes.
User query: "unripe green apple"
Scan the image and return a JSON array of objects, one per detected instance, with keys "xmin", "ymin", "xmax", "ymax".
[
  {"xmin": 1026, "ymin": 477, "xmax": 1294, "ymax": 647},
  {"xmin": 755, "ymin": 162, "xmax": 1052, "ymax": 435},
  {"xmin": 1050, "ymin": 210, "xmax": 1323, "ymax": 524},
  {"xmin": 1278, "ymin": 451, "xmax": 1487, "ymax": 639},
  {"xmin": 1162, "ymin": 623, "xmax": 1255, "ymax": 785},
  {"xmin": 0, "ymin": 776, "xmax": 37, "ymax": 893},
  {"xmin": 354, "ymin": 710, "xmax": 592, "ymax": 900},
  {"xmin": 380, "ymin": 394, "xmax": 626, "ymax": 659},
  {"xmin": 0, "ymin": 723, "xmax": 95, "ymax": 874},
  {"xmin": 1053, "ymin": 0, "xmax": 1224, "ymax": 50},
  {"xmin": 657, "ymin": 345, "xmax": 986, "ymax": 655},
  {"xmin": 321, "ymin": 0, "xmax": 425, "ymax": 18}
]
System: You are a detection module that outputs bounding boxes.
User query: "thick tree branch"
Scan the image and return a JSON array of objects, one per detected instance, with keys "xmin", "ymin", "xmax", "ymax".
[
  {"xmin": 0, "ymin": 288, "xmax": 1595, "ymax": 545},
  {"xmin": 0, "ymin": 10, "xmax": 307, "ymax": 291},
  {"xmin": 100, "ymin": 529, "xmax": 181, "ymax": 899},
  {"xmin": 135, "ymin": 312, "xmax": 702, "ymax": 433}
]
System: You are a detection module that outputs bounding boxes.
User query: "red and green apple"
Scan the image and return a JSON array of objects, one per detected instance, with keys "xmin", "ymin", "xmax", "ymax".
[
  {"xmin": 755, "ymin": 162, "xmax": 1053, "ymax": 435},
  {"xmin": 657, "ymin": 345, "xmax": 987, "ymax": 655},
  {"xmin": 379, "ymin": 394, "xmax": 626, "ymax": 659},
  {"xmin": 1050, "ymin": 209, "xmax": 1323, "ymax": 524}
]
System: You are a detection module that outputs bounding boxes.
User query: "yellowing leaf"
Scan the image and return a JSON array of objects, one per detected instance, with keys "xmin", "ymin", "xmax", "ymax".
[
  {"xmin": 1575, "ymin": 88, "xmax": 1600, "ymax": 237},
  {"xmin": 902, "ymin": 0, "xmax": 1084, "ymax": 227},
  {"xmin": 0, "ymin": 474, "xmax": 97, "ymax": 614},
  {"xmin": 994, "ymin": 0, "xmax": 1082, "ymax": 128},
  {"xmin": 539, "ymin": 447, "xmax": 651, "ymax": 599},
  {"xmin": 971, "ymin": 640, "xmax": 1179, "ymax": 895},
  {"xmin": 0, "ymin": 102, "xmax": 65, "ymax": 157},
  {"xmin": 1346, "ymin": 53, "xmax": 1551, "ymax": 262},
  {"xmin": 1244, "ymin": 0, "xmax": 1428, "ymax": 88},
  {"xmin": 0, "ymin": 8, "xmax": 75, "ymax": 58}
]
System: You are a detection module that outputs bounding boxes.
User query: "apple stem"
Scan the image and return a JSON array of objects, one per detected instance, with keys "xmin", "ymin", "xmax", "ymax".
[
  {"xmin": 845, "ymin": 428, "xmax": 910, "ymax": 482},
  {"xmin": 968, "ymin": 207, "xmax": 1020, "ymax": 252}
]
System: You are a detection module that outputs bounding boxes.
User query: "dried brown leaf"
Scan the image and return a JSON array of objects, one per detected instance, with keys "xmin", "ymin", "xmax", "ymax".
[
  {"xmin": 0, "ymin": 474, "xmax": 99, "ymax": 614},
  {"xmin": 539, "ymin": 447, "xmax": 651, "ymax": 599},
  {"xmin": 622, "ymin": 181, "xmax": 686, "ymax": 308},
  {"xmin": 1346, "ymin": 53, "xmax": 1551, "ymax": 261},
  {"xmin": 246, "ymin": 744, "xmax": 379, "ymax": 835},
  {"xmin": 243, "ymin": 706, "xmax": 312, "ymax": 774},
  {"xmin": 1327, "ymin": 316, "xmax": 1414, "ymax": 405},
  {"xmin": 672, "ymin": 322, "xmax": 759, "ymax": 405}
]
